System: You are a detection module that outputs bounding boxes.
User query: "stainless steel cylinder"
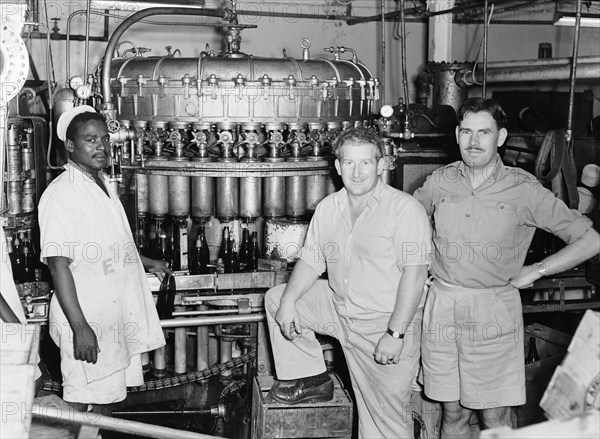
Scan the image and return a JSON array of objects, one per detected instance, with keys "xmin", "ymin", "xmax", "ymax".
[
  {"xmin": 191, "ymin": 158, "xmax": 215, "ymax": 221},
  {"xmin": 306, "ymin": 157, "xmax": 328, "ymax": 213},
  {"xmin": 216, "ymin": 158, "xmax": 239, "ymax": 220},
  {"xmin": 148, "ymin": 174, "xmax": 169, "ymax": 217},
  {"xmin": 136, "ymin": 173, "xmax": 149, "ymax": 216},
  {"xmin": 239, "ymin": 158, "xmax": 262, "ymax": 219},
  {"xmin": 428, "ymin": 61, "xmax": 471, "ymax": 112},
  {"xmin": 7, "ymin": 146, "xmax": 22, "ymax": 180},
  {"xmin": 168, "ymin": 158, "xmax": 191, "ymax": 217},
  {"xmin": 262, "ymin": 157, "xmax": 286, "ymax": 218},
  {"xmin": 22, "ymin": 148, "xmax": 34, "ymax": 172},
  {"xmin": 21, "ymin": 180, "xmax": 36, "ymax": 213},
  {"xmin": 7, "ymin": 181, "xmax": 22, "ymax": 214},
  {"xmin": 285, "ymin": 158, "xmax": 307, "ymax": 219}
]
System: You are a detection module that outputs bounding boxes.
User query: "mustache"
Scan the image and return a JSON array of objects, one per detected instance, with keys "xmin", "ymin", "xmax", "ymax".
[{"xmin": 466, "ymin": 147, "xmax": 484, "ymax": 151}]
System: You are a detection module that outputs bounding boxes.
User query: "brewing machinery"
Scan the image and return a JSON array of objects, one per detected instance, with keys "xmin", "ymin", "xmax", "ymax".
[{"xmin": 37, "ymin": 4, "xmax": 383, "ymax": 436}]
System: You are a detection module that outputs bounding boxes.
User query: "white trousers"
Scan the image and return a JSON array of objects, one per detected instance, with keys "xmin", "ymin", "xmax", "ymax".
[{"xmin": 265, "ymin": 280, "xmax": 421, "ymax": 439}]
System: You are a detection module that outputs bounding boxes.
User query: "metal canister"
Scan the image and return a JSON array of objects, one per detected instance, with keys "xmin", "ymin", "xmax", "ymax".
[
  {"xmin": 215, "ymin": 158, "xmax": 239, "ymax": 221},
  {"xmin": 192, "ymin": 157, "xmax": 215, "ymax": 221},
  {"xmin": 148, "ymin": 158, "xmax": 169, "ymax": 217},
  {"xmin": 168, "ymin": 157, "xmax": 191, "ymax": 217},
  {"xmin": 7, "ymin": 181, "xmax": 22, "ymax": 214},
  {"xmin": 7, "ymin": 146, "xmax": 22, "ymax": 181},
  {"xmin": 262, "ymin": 157, "xmax": 286, "ymax": 218},
  {"xmin": 22, "ymin": 147, "xmax": 35, "ymax": 172},
  {"xmin": 306, "ymin": 156, "xmax": 328, "ymax": 213},
  {"xmin": 239, "ymin": 158, "xmax": 262, "ymax": 219},
  {"xmin": 136, "ymin": 173, "xmax": 149, "ymax": 216},
  {"xmin": 285, "ymin": 157, "xmax": 307, "ymax": 219}
]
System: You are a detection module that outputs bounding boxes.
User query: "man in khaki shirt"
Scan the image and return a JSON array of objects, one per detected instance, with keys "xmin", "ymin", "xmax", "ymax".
[
  {"xmin": 265, "ymin": 128, "xmax": 431, "ymax": 438},
  {"xmin": 413, "ymin": 98, "xmax": 600, "ymax": 437}
]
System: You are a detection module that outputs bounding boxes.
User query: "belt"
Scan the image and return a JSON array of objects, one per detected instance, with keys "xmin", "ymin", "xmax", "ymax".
[{"xmin": 433, "ymin": 278, "xmax": 515, "ymax": 295}]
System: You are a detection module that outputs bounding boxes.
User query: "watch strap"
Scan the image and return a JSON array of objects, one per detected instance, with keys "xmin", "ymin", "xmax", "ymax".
[{"xmin": 386, "ymin": 328, "xmax": 405, "ymax": 339}]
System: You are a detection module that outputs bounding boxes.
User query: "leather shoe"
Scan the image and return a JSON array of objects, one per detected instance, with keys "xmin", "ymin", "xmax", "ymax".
[{"xmin": 270, "ymin": 376, "xmax": 334, "ymax": 405}]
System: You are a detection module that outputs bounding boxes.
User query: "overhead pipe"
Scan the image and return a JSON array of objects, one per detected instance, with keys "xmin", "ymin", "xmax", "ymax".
[
  {"xmin": 66, "ymin": 10, "xmax": 111, "ymax": 82},
  {"xmin": 458, "ymin": 62, "xmax": 600, "ymax": 85},
  {"xmin": 485, "ymin": 55, "xmax": 600, "ymax": 69},
  {"xmin": 83, "ymin": 0, "xmax": 92, "ymax": 81},
  {"xmin": 101, "ymin": 7, "xmax": 229, "ymax": 106}
]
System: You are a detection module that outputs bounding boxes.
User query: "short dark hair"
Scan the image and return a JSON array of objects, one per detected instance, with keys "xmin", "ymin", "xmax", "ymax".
[
  {"xmin": 332, "ymin": 128, "xmax": 384, "ymax": 160},
  {"xmin": 65, "ymin": 112, "xmax": 107, "ymax": 141},
  {"xmin": 457, "ymin": 98, "xmax": 508, "ymax": 130}
]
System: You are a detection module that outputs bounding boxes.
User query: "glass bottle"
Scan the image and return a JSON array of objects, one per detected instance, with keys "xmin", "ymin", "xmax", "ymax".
[
  {"xmin": 231, "ymin": 240, "xmax": 240, "ymax": 273},
  {"xmin": 136, "ymin": 217, "xmax": 150, "ymax": 258},
  {"xmin": 239, "ymin": 227, "xmax": 250, "ymax": 271},
  {"xmin": 11, "ymin": 232, "xmax": 24, "ymax": 283},
  {"xmin": 191, "ymin": 225, "xmax": 210, "ymax": 275},
  {"xmin": 218, "ymin": 225, "xmax": 230, "ymax": 261},
  {"xmin": 525, "ymin": 337, "xmax": 541, "ymax": 364},
  {"xmin": 247, "ymin": 231, "xmax": 261, "ymax": 271}
]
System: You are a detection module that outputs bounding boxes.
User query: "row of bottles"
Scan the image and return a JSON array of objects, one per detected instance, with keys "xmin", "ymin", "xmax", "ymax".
[
  {"xmin": 6, "ymin": 229, "xmax": 40, "ymax": 284},
  {"xmin": 135, "ymin": 218, "xmax": 262, "ymax": 275},
  {"xmin": 211, "ymin": 225, "xmax": 260, "ymax": 274}
]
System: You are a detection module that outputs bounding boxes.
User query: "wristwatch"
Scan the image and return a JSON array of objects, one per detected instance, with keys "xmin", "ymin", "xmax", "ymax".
[
  {"xmin": 535, "ymin": 262, "xmax": 547, "ymax": 277},
  {"xmin": 386, "ymin": 328, "xmax": 405, "ymax": 339}
]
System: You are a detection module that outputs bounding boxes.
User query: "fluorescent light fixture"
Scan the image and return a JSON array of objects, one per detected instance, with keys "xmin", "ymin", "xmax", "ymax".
[{"xmin": 553, "ymin": 13, "xmax": 600, "ymax": 28}]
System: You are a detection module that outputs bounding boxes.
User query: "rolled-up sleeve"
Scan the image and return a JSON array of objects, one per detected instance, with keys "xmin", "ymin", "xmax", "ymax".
[
  {"xmin": 39, "ymin": 185, "xmax": 79, "ymax": 265},
  {"xmin": 412, "ymin": 174, "xmax": 435, "ymax": 219},
  {"xmin": 522, "ymin": 181, "xmax": 592, "ymax": 244},
  {"xmin": 395, "ymin": 197, "xmax": 432, "ymax": 268}
]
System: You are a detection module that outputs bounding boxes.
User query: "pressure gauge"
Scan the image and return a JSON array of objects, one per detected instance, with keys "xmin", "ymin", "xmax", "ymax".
[
  {"xmin": 69, "ymin": 76, "xmax": 84, "ymax": 91},
  {"xmin": 380, "ymin": 105, "xmax": 394, "ymax": 118},
  {"xmin": 76, "ymin": 84, "xmax": 92, "ymax": 100}
]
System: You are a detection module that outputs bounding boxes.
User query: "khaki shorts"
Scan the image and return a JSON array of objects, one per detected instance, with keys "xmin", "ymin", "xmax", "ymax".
[
  {"xmin": 421, "ymin": 280, "xmax": 525, "ymax": 409},
  {"xmin": 61, "ymin": 353, "xmax": 143, "ymax": 404}
]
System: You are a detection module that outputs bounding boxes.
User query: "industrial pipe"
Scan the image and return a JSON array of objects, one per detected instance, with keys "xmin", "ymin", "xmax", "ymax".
[
  {"xmin": 32, "ymin": 404, "xmax": 225, "ymax": 439},
  {"xmin": 485, "ymin": 55, "xmax": 600, "ymax": 69},
  {"xmin": 161, "ymin": 313, "xmax": 265, "ymax": 328},
  {"xmin": 460, "ymin": 63, "xmax": 600, "ymax": 85},
  {"xmin": 101, "ymin": 7, "xmax": 229, "ymax": 105}
]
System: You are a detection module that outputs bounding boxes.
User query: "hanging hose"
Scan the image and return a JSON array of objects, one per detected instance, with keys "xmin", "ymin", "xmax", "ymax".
[
  {"xmin": 399, "ymin": 0, "xmax": 410, "ymax": 105},
  {"xmin": 535, "ymin": 130, "xmax": 579, "ymax": 209}
]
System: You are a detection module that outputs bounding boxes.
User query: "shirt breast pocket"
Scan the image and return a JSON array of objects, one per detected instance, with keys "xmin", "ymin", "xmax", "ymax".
[
  {"xmin": 477, "ymin": 200, "xmax": 520, "ymax": 248},
  {"xmin": 432, "ymin": 196, "xmax": 462, "ymax": 239}
]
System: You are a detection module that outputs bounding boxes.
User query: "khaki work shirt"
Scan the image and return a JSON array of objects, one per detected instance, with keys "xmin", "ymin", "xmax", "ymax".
[
  {"xmin": 413, "ymin": 155, "xmax": 593, "ymax": 288},
  {"xmin": 299, "ymin": 179, "xmax": 431, "ymax": 320}
]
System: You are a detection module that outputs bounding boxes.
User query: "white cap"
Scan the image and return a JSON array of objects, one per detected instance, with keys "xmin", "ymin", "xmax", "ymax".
[
  {"xmin": 56, "ymin": 105, "xmax": 96, "ymax": 141},
  {"xmin": 581, "ymin": 164, "xmax": 600, "ymax": 188}
]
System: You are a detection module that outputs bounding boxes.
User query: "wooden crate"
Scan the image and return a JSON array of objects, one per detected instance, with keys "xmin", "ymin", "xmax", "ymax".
[
  {"xmin": 540, "ymin": 310, "xmax": 600, "ymax": 419},
  {"xmin": 251, "ymin": 373, "xmax": 353, "ymax": 439},
  {"xmin": 518, "ymin": 323, "xmax": 572, "ymax": 427},
  {"xmin": 0, "ymin": 323, "xmax": 40, "ymax": 439}
]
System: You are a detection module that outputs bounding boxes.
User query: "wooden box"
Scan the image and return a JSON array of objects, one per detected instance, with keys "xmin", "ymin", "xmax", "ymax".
[
  {"xmin": 251, "ymin": 373, "xmax": 353, "ymax": 439},
  {"xmin": 540, "ymin": 310, "xmax": 600, "ymax": 419},
  {"xmin": 0, "ymin": 323, "xmax": 40, "ymax": 439},
  {"xmin": 518, "ymin": 323, "xmax": 572, "ymax": 427}
]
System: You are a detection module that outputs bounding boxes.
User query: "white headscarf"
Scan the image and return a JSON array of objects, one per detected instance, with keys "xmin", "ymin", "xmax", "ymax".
[{"xmin": 56, "ymin": 105, "xmax": 97, "ymax": 141}]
